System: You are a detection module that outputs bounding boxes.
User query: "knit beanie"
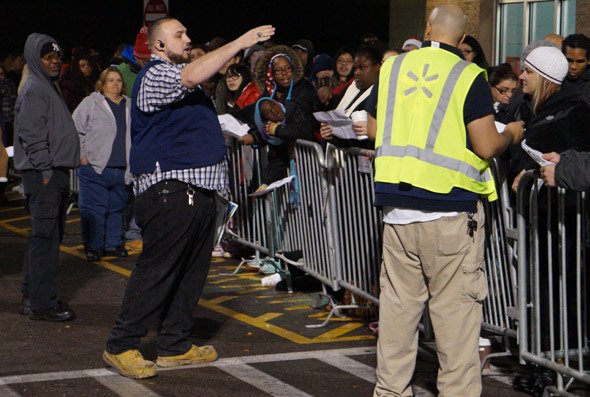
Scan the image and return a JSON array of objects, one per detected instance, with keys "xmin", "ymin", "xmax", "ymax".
[
  {"xmin": 40, "ymin": 41, "xmax": 60, "ymax": 57},
  {"xmin": 310, "ymin": 53, "xmax": 334, "ymax": 80},
  {"xmin": 402, "ymin": 38, "xmax": 422, "ymax": 49},
  {"xmin": 524, "ymin": 46, "xmax": 568, "ymax": 85},
  {"xmin": 133, "ymin": 26, "xmax": 151, "ymax": 59}
]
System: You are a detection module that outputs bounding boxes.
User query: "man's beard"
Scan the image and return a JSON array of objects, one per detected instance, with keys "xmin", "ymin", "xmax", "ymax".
[{"xmin": 168, "ymin": 52, "xmax": 191, "ymax": 65}]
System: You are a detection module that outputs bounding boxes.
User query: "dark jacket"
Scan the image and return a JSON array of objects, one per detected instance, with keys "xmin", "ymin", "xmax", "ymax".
[
  {"xmin": 555, "ymin": 150, "xmax": 590, "ymax": 191},
  {"xmin": 562, "ymin": 67, "xmax": 590, "ymax": 105},
  {"xmin": 14, "ymin": 34, "xmax": 80, "ymax": 179},
  {"xmin": 514, "ymin": 89, "xmax": 590, "ymax": 172}
]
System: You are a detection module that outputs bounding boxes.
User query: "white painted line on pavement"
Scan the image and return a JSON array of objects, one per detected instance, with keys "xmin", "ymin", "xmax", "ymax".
[
  {"xmin": 317, "ymin": 354, "xmax": 377, "ymax": 382},
  {"xmin": 0, "ymin": 347, "xmax": 376, "ymax": 385},
  {"xmin": 93, "ymin": 375, "xmax": 162, "ymax": 397},
  {"xmin": 0, "ymin": 381, "xmax": 23, "ymax": 396},
  {"xmin": 316, "ymin": 356, "xmax": 434, "ymax": 396},
  {"xmin": 218, "ymin": 363, "xmax": 312, "ymax": 397}
]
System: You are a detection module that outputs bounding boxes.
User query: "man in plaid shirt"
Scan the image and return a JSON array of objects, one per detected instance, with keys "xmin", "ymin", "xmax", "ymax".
[{"xmin": 103, "ymin": 17, "xmax": 275, "ymax": 379}]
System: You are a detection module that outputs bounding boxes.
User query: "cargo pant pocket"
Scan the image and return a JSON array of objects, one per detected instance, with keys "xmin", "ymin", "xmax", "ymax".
[
  {"xmin": 30, "ymin": 185, "xmax": 60, "ymax": 239},
  {"xmin": 461, "ymin": 260, "xmax": 488, "ymax": 303}
]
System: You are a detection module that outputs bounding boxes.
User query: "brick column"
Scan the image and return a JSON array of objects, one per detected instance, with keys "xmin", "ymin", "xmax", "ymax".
[{"xmin": 577, "ymin": 0, "xmax": 590, "ymax": 37}]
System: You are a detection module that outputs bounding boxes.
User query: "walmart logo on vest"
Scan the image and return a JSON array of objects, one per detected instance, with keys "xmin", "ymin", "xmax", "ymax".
[{"xmin": 404, "ymin": 64, "xmax": 439, "ymax": 98}]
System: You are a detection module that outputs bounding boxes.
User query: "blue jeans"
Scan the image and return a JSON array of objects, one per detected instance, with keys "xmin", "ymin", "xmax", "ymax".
[{"xmin": 77, "ymin": 165, "xmax": 128, "ymax": 251}]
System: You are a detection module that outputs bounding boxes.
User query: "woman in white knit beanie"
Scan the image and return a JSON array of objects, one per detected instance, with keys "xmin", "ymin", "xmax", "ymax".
[{"xmin": 512, "ymin": 45, "xmax": 590, "ymax": 191}]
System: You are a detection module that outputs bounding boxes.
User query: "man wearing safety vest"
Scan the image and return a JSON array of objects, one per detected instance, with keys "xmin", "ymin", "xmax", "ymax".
[{"xmin": 367, "ymin": 4, "xmax": 524, "ymax": 396}]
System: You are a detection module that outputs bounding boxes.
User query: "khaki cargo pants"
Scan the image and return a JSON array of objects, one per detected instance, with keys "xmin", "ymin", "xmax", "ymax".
[{"xmin": 374, "ymin": 203, "xmax": 486, "ymax": 397}]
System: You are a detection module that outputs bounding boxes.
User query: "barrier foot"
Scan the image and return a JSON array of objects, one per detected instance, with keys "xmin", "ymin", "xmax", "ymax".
[
  {"xmin": 306, "ymin": 304, "xmax": 362, "ymax": 329},
  {"xmin": 480, "ymin": 350, "xmax": 514, "ymax": 372},
  {"xmin": 219, "ymin": 257, "xmax": 250, "ymax": 276},
  {"xmin": 220, "ymin": 250, "xmax": 268, "ymax": 276}
]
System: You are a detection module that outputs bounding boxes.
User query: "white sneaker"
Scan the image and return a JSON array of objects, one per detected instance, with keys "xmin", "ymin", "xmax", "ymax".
[{"xmin": 212, "ymin": 245, "xmax": 225, "ymax": 258}]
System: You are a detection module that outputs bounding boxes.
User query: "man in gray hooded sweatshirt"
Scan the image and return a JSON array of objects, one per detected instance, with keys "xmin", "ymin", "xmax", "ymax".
[{"xmin": 14, "ymin": 33, "xmax": 79, "ymax": 322}]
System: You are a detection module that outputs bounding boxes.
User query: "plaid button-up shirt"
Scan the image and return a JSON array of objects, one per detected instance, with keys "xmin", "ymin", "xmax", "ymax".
[{"xmin": 133, "ymin": 54, "xmax": 227, "ymax": 195}]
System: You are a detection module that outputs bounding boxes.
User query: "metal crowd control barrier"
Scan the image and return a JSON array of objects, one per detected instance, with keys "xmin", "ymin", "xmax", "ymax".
[
  {"xmin": 324, "ymin": 144, "xmax": 381, "ymax": 306},
  {"xmin": 482, "ymin": 159, "xmax": 519, "ymax": 339},
  {"xmin": 224, "ymin": 140, "xmax": 269, "ymax": 258},
  {"xmin": 517, "ymin": 171, "xmax": 590, "ymax": 395},
  {"xmin": 224, "ymin": 138, "xmax": 528, "ymax": 341},
  {"xmin": 67, "ymin": 169, "xmax": 79, "ymax": 215}
]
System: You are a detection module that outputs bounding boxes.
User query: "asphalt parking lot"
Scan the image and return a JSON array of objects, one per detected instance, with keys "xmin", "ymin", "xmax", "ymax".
[{"xmin": 0, "ymin": 198, "xmax": 574, "ymax": 396}]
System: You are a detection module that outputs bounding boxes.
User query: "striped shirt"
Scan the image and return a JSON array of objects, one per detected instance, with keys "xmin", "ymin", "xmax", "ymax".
[{"xmin": 134, "ymin": 54, "xmax": 227, "ymax": 195}]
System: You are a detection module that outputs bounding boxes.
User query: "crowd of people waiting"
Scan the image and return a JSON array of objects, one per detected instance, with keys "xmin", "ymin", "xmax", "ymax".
[
  {"xmin": 0, "ymin": 21, "xmax": 589, "ymax": 287},
  {"xmin": 0, "ymin": 25, "xmax": 589, "ymax": 262},
  {"xmin": 0, "ymin": 8, "xmax": 590, "ymax": 393}
]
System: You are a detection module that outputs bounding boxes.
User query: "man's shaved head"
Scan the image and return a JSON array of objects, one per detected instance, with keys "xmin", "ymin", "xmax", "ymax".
[
  {"xmin": 147, "ymin": 17, "xmax": 177, "ymax": 47},
  {"xmin": 427, "ymin": 4, "xmax": 467, "ymax": 45}
]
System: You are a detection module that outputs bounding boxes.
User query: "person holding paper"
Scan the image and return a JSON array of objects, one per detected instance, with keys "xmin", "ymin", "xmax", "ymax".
[
  {"xmin": 367, "ymin": 5, "xmax": 524, "ymax": 396},
  {"xmin": 319, "ymin": 46, "xmax": 382, "ymax": 148},
  {"xmin": 510, "ymin": 46, "xmax": 590, "ymax": 192},
  {"xmin": 233, "ymin": 45, "xmax": 319, "ymax": 184}
]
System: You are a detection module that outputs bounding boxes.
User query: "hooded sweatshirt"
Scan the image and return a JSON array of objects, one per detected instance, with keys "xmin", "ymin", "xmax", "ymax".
[{"xmin": 13, "ymin": 33, "xmax": 80, "ymax": 179}]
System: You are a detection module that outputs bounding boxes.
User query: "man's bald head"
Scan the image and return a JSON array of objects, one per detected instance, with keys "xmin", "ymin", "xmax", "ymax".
[
  {"xmin": 544, "ymin": 33, "xmax": 564, "ymax": 49},
  {"xmin": 147, "ymin": 17, "xmax": 177, "ymax": 48},
  {"xmin": 427, "ymin": 4, "xmax": 467, "ymax": 46}
]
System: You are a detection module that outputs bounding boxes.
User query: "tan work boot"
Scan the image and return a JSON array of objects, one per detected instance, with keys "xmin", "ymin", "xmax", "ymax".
[
  {"xmin": 103, "ymin": 350, "xmax": 157, "ymax": 379},
  {"xmin": 156, "ymin": 344, "xmax": 218, "ymax": 367}
]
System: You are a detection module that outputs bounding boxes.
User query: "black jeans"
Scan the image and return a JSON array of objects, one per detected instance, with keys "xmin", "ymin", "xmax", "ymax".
[
  {"xmin": 106, "ymin": 180, "xmax": 217, "ymax": 356},
  {"xmin": 20, "ymin": 169, "xmax": 70, "ymax": 310}
]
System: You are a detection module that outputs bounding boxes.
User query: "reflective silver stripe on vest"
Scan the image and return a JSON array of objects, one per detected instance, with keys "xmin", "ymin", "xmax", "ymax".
[
  {"xmin": 425, "ymin": 60, "xmax": 470, "ymax": 150},
  {"xmin": 381, "ymin": 53, "xmax": 408, "ymax": 145},
  {"xmin": 377, "ymin": 145, "xmax": 491, "ymax": 183},
  {"xmin": 377, "ymin": 57, "xmax": 486, "ymax": 181}
]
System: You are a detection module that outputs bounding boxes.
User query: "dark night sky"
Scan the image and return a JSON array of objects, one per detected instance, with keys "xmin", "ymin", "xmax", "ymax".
[{"xmin": 3, "ymin": 0, "xmax": 390, "ymax": 60}]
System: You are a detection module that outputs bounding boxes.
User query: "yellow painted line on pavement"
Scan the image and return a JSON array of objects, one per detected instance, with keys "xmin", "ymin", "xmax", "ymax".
[
  {"xmin": 0, "ymin": 206, "xmax": 24, "ymax": 213},
  {"xmin": 0, "ymin": 218, "xmax": 374, "ymax": 345},
  {"xmin": 315, "ymin": 322, "xmax": 366, "ymax": 339},
  {"xmin": 65, "ymin": 218, "xmax": 80, "ymax": 224},
  {"xmin": 0, "ymin": 220, "xmax": 28, "ymax": 236},
  {"xmin": 285, "ymin": 305, "xmax": 312, "ymax": 311},
  {"xmin": 255, "ymin": 313, "xmax": 283, "ymax": 321},
  {"xmin": 2, "ymin": 215, "xmax": 30, "ymax": 222},
  {"xmin": 237, "ymin": 286, "xmax": 270, "ymax": 294}
]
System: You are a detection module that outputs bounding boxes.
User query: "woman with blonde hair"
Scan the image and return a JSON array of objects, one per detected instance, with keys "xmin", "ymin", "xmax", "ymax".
[
  {"xmin": 73, "ymin": 67, "xmax": 132, "ymax": 261},
  {"xmin": 512, "ymin": 46, "xmax": 590, "ymax": 191}
]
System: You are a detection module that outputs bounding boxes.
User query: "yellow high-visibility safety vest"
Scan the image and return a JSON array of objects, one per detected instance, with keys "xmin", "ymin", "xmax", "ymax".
[{"xmin": 374, "ymin": 46, "xmax": 497, "ymax": 201}]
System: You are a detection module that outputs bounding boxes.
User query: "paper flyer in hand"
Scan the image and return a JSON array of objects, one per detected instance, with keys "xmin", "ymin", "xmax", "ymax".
[
  {"xmin": 249, "ymin": 175, "xmax": 295, "ymax": 197},
  {"xmin": 218, "ymin": 114, "xmax": 249, "ymax": 138},
  {"xmin": 313, "ymin": 110, "xmax": 357, "ymax": 140},
  {"xmin": 521, "ymin": 139, "xmax": 554, "ymax": 167}
]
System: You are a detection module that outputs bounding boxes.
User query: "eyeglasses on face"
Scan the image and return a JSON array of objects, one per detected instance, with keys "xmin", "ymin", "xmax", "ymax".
[
  {"xmin": 494, "ymin": 86, "xmax": 515, "ymax": 95},
  {"xmin": 337, "ymin": 59, "xmax": 353, "ymax": 65},
  {"xmin": 225, "ymin": 73, "xmax": 241, "ymax": 81},
  {"xmin": 460, "ymin": 49, "xmax": 474, "ymax": 55},
  {"xmin": 273, "ymin": 65, "xmax": 293, "ymax": 75}
]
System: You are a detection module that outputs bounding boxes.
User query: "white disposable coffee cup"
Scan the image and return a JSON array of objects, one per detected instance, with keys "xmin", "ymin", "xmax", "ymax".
[
  {"xmin": 351, "ymin": 110, "xmax": 368, "ymax": 140},
  {"xmin": 351, "ymin": 110, "xmax": 368, "ymax": 123}
]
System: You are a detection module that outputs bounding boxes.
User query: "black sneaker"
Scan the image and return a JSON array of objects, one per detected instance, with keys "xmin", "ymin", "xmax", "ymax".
[
  {"xmin": 30, "ymin": 302, "xmax": 75, "ymax": 322},
  {"xmin": 103, "ymin": 245, "xmax": 128, "ymax": 258},
  {"xmin": 19, "ymin": 297, "xmax": 31, "ymax": 316},
  {"xmin": 86, "ymin": 249, "xmax": 101, "ymax": 262}
]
